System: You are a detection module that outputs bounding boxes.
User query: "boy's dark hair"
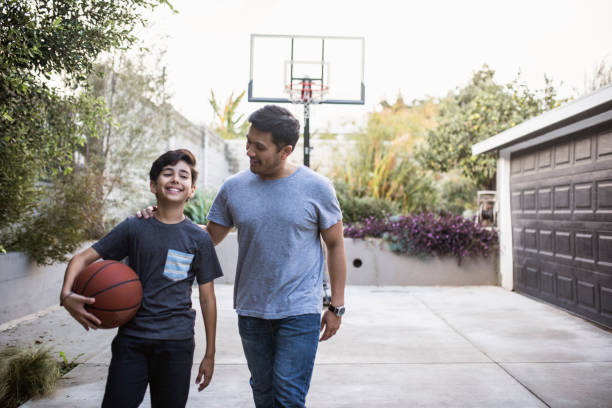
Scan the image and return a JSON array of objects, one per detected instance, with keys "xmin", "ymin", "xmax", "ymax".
[
  {"xmin": 248, "ymin": 105, "xmax": 300, "ymax": 151},
  {"xmin": 149, "ymin": 149, "xmax": 198, "ymax": 184}
]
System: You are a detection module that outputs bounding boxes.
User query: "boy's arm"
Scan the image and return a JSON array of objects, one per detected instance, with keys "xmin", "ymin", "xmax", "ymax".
[
  {"xmin": 319, "ymin": 221, "xmax": 347, "ymax": 342},
  {"xmin": 195, "ymin": 281, "xmax": 217, "ymax": 391},
  {"xmin": 60, "ymin": 247, "xmax": 103, "ymax": 331}
]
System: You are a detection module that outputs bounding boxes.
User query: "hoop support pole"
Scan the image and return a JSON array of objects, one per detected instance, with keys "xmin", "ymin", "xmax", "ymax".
[{"xmin": 303, "ymin": 104, "xmax": 310, "ymax": 167}]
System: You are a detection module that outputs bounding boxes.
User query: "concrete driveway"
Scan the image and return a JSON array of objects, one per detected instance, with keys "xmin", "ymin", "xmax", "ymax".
[{"xmin": 2, "ymin": 284, "xmax": 611, "ymax": 407}]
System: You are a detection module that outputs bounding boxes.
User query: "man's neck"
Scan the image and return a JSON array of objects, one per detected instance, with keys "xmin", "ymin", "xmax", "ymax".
[
  {"xmin": 258, "ymin": 162, "xmax": 299, "ymax": 181},
  {"xmin": 153, "ymin": 203, "xmax": 186, "ymax": 224}
]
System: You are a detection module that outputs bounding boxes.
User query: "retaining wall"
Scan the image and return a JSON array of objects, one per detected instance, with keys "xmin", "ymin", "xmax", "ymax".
[{"xmin": 213, "ymin": 233, "xmax": 499, "ymax": 286}]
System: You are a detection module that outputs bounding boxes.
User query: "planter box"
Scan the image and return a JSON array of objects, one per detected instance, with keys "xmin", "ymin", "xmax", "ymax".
[
  {"xmin": 214, "ymin": 234, "xmax": 499, "ymax": 286},
  {"xmin": 345, "ymin": 238, "xmax": 498, "ymax": 286}
]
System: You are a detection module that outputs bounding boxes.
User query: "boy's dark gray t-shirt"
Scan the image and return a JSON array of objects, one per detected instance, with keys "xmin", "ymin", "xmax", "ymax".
[{"xmin": 92, "ymin": 216, "xmax": 223, "ymax": 340}]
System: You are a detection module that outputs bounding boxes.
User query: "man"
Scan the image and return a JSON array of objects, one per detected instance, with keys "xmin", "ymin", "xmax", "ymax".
[{"xmin": 142, "ymin": 105, "xmax": 346, "ymax": 407}]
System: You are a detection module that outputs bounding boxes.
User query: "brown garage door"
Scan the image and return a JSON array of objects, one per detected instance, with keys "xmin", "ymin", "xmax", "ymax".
[{"xmin": 511, "ymin": 125, "xmax": 612, "ymax": 328}]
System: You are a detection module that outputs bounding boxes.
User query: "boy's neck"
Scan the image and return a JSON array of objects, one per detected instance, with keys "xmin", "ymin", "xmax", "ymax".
[{"xmin": 153, "ymin": 203, "xmax": 186, "ymax": 224}]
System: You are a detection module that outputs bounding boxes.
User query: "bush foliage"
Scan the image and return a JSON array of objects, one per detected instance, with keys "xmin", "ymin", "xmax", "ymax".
[
  {"xmin": 330, "ymin": 97, "xmax": 439, "ymax": 215},
  {"xmin": 0, "ymin": 0, "xmax": 170, "ymax": 260},
  {"xmin": 183, "ymin": 190, "xmax": 217, "ymax": 225},
  {"xmin": 344, "ymin": 213, "xmax": 497, "ymax": 264},
  {"xmin": 335, "ymin": 181, "xmax": 400, "ymax": 223},
  {"xmin": 1, "ymin": 169, "xmax": 103, "ymax": 265}
]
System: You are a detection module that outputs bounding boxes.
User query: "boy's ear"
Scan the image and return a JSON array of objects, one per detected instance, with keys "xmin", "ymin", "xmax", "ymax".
[
  {"xmin": 187, "ymin": 184, "xmax": 196, "ymax": 201},
  {"xmin": 150, "ymin": 180, "xmax": 158, "ymax": 194}
]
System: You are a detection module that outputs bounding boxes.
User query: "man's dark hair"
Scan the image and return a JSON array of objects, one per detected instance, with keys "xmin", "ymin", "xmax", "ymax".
[
  {"xmin": 149, "ymin": 149, "xmax": 198, "ymax": 184},
  {"xmin": 248, "ymin": 105, "xmax": 300, "ymax": 151}
]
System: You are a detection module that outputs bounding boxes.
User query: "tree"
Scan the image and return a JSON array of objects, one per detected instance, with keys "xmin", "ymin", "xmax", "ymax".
[
  {"xmin": 417, "ymin": 66, "xmax": 564, "ymax": 190},
  {"xmin": 84, "ymin": 52, "xmax": 175, "ymax": 230},
  {"xmin": 0, "ymin": 0, "xmax": 171, "ymax": 260},
  {"xmin": 209, "ymin": 90, "xmax": 249, "ymax": 139},
  {"xmin": 585, "ymin": 57, "xmax": 612, "ymax": 93}
]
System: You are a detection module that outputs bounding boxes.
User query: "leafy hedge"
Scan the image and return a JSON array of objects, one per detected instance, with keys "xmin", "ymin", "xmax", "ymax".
[
  {"xmin": 183, "ymin": 190, "xmax": 217, "ymax": 225},
  {"xmin": 344, "ymin": 213, "xmax": 497, "ymax": 264}
]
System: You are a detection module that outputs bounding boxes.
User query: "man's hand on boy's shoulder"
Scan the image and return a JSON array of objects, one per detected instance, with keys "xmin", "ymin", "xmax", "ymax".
[
  {"xmin": 61, "ymin": 291, "xmax": 101, "ymax": 331},
  {"xmin": 136, "ymin": 205, "xmax": 157, "ymax": 220}
]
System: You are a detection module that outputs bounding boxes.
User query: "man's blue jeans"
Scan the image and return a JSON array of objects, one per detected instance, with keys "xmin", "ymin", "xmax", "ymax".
[{"xmin": 238, "ymin": 314, "xmax": 321, "ymax": 408}]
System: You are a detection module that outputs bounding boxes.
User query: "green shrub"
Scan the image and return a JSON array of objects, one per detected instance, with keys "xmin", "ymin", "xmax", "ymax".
[
  {"xmin": 1, "ymin": 169, "xmax": 103, "ymax": 265},
  {"xmin": 184, "ymin": 189, "xmax": 217, "ymax": 225},
  {"xmin": 0, "ymin": 347, "xmax": 61, "ymax": 408},
  {"xmin": 335, "ymin": 181, "xmax": 400, "ymax": 223},
  {"xmin": 344, "ymin": 213, "xmax": 498, "ymax": 264},
  {"xmin": 437, "ymin": 171, "xmax": 478, "ymax": 215}
]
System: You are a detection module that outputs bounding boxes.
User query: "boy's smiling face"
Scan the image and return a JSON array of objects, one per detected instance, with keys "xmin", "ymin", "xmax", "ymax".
[{"xmin": 150, "ymin": 160, "xmax": 196, "ymax": 204}]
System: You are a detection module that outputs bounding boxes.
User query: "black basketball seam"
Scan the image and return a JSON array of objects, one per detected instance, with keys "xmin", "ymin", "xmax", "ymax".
[
  {"xmin": 88, "ymin": 278, "xmax": 141, "ymax": 298},
  {"xmin": 80, "ymin": 261, "xmax": 121, "ymax": 294},
  {"xmin": 86, "ymin": 302, "xmax": 141, "ymax": 312}
]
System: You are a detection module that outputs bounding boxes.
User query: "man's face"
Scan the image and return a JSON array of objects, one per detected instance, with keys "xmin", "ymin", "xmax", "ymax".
[
  {"xmin": 150, "ymin": 160, "xmax": 196, "ymax": 203},
  {"xmin": 246, "ymin": 126, "xmax": 291, "ymax": 179}
]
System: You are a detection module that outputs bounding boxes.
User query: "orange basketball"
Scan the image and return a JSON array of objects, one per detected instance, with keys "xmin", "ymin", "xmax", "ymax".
[{"xmin": 72, "ymin": 260, "xmax": 143, "ymax": 329}]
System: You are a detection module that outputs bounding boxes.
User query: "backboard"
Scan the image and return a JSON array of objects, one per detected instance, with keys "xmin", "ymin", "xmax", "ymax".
[{"xmin": 248, "ymin": 34, "xmax": 365, "ymax": 105}]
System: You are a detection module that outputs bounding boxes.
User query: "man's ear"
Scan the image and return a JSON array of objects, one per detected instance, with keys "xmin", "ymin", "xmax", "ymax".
[{"xmin": 280, "ymin": 145, "xmax": 293, "ymax": 160}]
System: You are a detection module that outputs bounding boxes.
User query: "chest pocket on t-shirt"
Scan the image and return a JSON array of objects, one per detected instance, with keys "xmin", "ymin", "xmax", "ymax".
[{"xmin": 163, "ymin": 249, "xmax": 194, "ymax": 281}]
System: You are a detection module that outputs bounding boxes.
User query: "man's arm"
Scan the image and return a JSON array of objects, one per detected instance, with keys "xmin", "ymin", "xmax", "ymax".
[
  {"xmin": 195, "ymin": 281, "xmax": 217, "ymax": 391},
  {"xmin": 136, "ymin": 207, "xmax": 230, "ymax": 247},
  {"xmin": 60, "ymin": 247, "xmax": 103, "ymax": 330},
  {"xmin": 204, "ymin": 221, "xmax": 231, "ymax": 246},
  {"xmin": 319, "ymin": 221, "xmax": 347, "ymax": 341}
]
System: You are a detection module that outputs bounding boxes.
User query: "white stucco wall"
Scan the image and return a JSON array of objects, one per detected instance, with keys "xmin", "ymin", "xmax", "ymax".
[{"xmin": 497, "ymin": 150, "xmax": 514, "ymax": 290}]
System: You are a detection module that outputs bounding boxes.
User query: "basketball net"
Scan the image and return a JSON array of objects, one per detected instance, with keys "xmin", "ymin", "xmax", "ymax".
[{"xmin": 285, "ymin": 79, "xmax": 328, "ymax": 119}]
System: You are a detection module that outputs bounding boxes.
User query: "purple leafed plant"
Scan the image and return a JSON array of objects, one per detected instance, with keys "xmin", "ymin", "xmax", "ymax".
[{"xmin": 344, "ymin": 213, "xmax": 498, "ymax": 264}]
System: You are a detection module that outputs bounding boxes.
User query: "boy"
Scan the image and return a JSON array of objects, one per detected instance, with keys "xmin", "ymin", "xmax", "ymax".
[{"xmin": 60, "ymin": 149, "xmax": 223, "ymax": 408}]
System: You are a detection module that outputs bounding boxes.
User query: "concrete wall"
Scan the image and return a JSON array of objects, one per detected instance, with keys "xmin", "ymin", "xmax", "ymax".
[
  {"xmin": 168, "ymin": 111, "xmax": 230, "ymax": 192},
  {"xmin": 213, "ymin": 233, "xmax": 499, "ymax": 286},
  {"xmin": 0, "ymin": 243, "xmax": 91, "ymax": 325},
  {"xmin": 344, "ymin": 238, "xmax": 499, "ymax": 286}
]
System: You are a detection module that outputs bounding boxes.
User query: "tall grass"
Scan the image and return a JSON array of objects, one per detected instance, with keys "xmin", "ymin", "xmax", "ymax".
[{"xmin": 0, "ymin": 347, "xmax": 61, "ymax": 408}]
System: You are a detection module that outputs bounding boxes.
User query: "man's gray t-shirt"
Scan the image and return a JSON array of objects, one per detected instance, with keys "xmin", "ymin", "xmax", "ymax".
[
  {"xmin": 92, "ymin": 216, "xmax": 223, "ymax": 339},
  {"xmin": 208, "ymin": 166, "xmax": 342, "ymax": 319}
]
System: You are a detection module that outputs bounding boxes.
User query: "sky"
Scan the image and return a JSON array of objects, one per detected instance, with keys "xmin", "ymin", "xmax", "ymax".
[{"xmin": 136, "ymin": 0, "xmax": 612, "ymax": 133}]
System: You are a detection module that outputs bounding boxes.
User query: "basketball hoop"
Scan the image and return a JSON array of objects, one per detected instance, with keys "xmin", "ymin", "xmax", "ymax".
[{"xmin": 284, "ymin": 80, "xmax": 328, "ymax": 119}]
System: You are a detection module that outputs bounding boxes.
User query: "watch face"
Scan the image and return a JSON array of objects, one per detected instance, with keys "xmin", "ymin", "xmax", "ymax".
[{"xmin": 330, "ymin": 305, "xmax": 345, "ymax": 316}]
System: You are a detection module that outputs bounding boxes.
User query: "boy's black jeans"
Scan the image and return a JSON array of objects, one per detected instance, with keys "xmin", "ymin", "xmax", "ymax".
[{"xmin": 102, "ymin": 333, "xmax": 195, "ymax": 408}]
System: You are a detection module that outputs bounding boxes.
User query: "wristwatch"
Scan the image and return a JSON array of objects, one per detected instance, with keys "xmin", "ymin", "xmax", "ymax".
[{"xmin": 328, "ymin": 304, "xmax": 345, "ymax": 317}]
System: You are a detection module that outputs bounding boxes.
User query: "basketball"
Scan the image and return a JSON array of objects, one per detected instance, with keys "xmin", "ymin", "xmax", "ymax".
[{"xmin": 72, "ymin": 260, "xmax": 143, "ymax": 329}]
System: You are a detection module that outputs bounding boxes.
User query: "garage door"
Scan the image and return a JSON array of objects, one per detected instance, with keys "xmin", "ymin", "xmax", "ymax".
[{"xmin": 510, "ymin": 125, "xmax": 612, "ymax": 328}]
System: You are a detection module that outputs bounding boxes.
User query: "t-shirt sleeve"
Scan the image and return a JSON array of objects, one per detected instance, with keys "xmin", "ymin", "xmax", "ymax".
[
  {"xmin": 207, "ymin": 183, "xmax": 234, "ymax": 227},
  {"xmin": 317, "ymin": 179, "xmax": 343, "ymax": 230},
  {"xmin": 193, "ymin": 232, "xmax": 224, "ymax": 285},
  {"xmin": 92, "ymin": 217, "xmax": 131, "ymax": 260}
]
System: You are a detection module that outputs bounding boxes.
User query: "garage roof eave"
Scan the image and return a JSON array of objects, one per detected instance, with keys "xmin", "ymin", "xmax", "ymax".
[{"xmin": 472, "ymin": 84, "xmax": 612, "ymax": 156}]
